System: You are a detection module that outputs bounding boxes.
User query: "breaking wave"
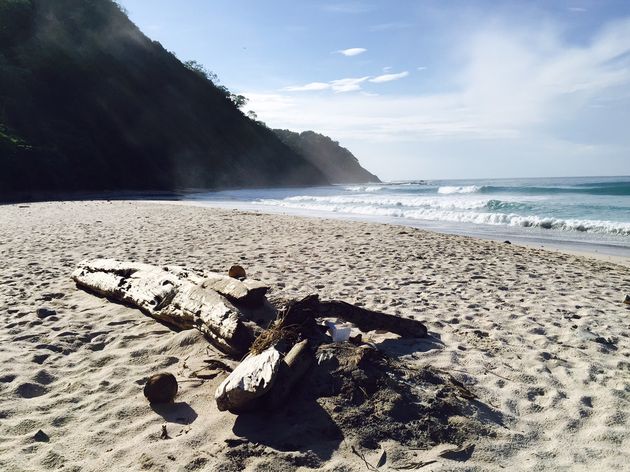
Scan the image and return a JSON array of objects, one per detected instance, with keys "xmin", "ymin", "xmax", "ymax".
[
  {"xmin": 255, "ymin": 195, "xmax": 630, "ymax": 236},
  {"xmin": 437, "ymin": 185, "xmax": 483, "ymax": 194},
  {"xmin": 344, "ymin": 185, "xmax": 384, "ymax": 193}
]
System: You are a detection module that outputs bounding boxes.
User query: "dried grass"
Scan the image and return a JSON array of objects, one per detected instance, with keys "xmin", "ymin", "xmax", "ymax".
[{"xmin": 249, "ymin": 318, "xmax": 299, "ymax": 355}]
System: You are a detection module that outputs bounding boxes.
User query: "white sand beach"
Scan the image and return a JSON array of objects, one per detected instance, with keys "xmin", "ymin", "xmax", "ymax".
[{"xmin": 1, "ymin": 200, "xmax": 629, "ymax": 471}]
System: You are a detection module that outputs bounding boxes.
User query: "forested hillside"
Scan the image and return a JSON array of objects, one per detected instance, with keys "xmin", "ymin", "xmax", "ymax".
[
  {"xmin": 273, "ymin": 129, "xmax": 380, "ymax": 184},
  {"xmin": 0, "ymin": 0, "xmax": 329, "ymax": 200}
]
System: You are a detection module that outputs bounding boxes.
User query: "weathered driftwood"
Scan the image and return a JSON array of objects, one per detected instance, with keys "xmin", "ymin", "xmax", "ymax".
[
  {"xmin": 279, "ymin": 295, "xmax": 427, "ymax": 339},
  {"xmin": 201, "ymin": 274, "xmax": 268, "ymax": 307},
  {"xmin": 267, "ymin": 339, "xmax": 313, "ymax": 410},
  {"xmin": 215, "ymin": 347, "xmax": 282, "ymax": 412},
  {"xmin": 73, "ymin": 260, "xmax": 427, "ymax": 370},
  {"xmin": 72, "ymin": 259, "xmax": 191, "ymax": 327},
  {"xmin": 72, "ymin": 259, "xmax": 261, "ymax": 357},
  {"xmin": 166, "ymin": 283, "xmax": 260, "ymax": 356}
]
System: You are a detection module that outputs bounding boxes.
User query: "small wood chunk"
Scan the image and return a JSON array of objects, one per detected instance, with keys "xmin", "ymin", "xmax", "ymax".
[
  {"xmin": 241, "ymin": 279, "xmax": 270, "ymax": 304},
  {"xmin": 215, "ymin": 347, "xmax": 282, "ymax": 412}
]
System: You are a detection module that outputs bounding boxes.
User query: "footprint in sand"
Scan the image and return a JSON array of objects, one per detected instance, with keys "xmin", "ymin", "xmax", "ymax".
[
  {"xmin": 33, "ymin": 370, "xmax": 56, "ymax": 385},
  {"xmin": 32, "ymin": 353, "xmax": 50, "ymax": 365},
  {"xmin": 15, "ymin": 382, "xmax": 48, "ymax": 399}
]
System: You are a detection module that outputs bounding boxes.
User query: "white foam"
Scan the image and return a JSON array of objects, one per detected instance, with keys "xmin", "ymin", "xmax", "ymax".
[
  {"xmin": 282, "ymin": 194, "xmax": 493, "ymax": 210},
  {"xmin": 437, "ymin": 185, "xmax": 483, "ymax": 194},
  {"xmin": 344, "ymin": 185, "xmax": 384, "ymax": 193},
  {"xmin": 254, "ymin": 198, "xmax": 630, "ymax": 236}
]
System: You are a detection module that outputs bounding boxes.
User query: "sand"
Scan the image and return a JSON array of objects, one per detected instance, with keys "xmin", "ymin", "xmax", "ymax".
[{"xmin": 0, "ymin": 200, "xmax": 629, "ymax": 471}]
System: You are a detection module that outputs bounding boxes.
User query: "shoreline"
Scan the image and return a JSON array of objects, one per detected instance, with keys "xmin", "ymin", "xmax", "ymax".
[
  {"xmin": 4, "ymin": 183, "xmax": 629, "ymax": 265},
  {"xmin": 2, "ymin": 200, "xmax": 629, "ymax": 471},
  {"xmin": 156, "ymin": 199, "xmax": 630, "ymax": 267}
]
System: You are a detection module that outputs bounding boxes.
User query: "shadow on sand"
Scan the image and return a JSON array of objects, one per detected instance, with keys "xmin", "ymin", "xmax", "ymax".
[
  {"xmin": 232, "ymin": 398, "xmax": 342, "ymax": 461},
  {"xmin": 375, "ymin": 333, "xmax": 444, "ymax": 357},
  {"xmin": 150, "ymin": 402, "xmax": 198, "ymax": 425}
]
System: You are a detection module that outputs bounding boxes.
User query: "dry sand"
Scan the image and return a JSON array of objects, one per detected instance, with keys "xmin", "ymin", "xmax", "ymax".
[{"xmin": 0, "ymin": 200, "xmax": 629, "ymax": 471}]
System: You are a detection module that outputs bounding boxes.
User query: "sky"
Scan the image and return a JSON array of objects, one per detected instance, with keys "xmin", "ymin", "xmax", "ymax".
[{"xmin": 118, "ymin": 0, "xmax": 630, "ymax": 180}]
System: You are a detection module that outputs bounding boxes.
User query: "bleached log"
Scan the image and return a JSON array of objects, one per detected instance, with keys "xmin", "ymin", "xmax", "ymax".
[
  {"xmin": 166, "ymin": 283, "xmax": 259, "ymax": 356},
  {"xmin": 72, "ymin": 259, "xmax": 260, "ymax": 357},
  {"xmin": 72, "ymin": 259, "xmax": 189, "ymax": 327},
  {"xmin": 215, "ymin": 347, "xmax": 282, "ymax": 412}
]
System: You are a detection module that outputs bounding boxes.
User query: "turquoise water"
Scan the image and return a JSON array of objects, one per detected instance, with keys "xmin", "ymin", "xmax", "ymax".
[{"xmin": 184, "ymin": 176, "xmax": 630, "ymax": 254}]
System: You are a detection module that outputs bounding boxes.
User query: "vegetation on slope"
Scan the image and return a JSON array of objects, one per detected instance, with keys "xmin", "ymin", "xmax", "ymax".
[
  {"xmin": 0, "ymin": 0, "xmax": 329, "ymax": 200},
  {"xmin": 273, "ymin": 129, "xmax": 380, "ymax": 184}
]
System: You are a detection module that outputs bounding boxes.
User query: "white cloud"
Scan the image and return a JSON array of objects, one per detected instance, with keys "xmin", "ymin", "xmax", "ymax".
[
  {"xmin": 246, "ymin": 18, "xmax": 630, "ymax": 177},
  {"xmin": 330, "ymin": 76, "xmax": 370, "ymax": 92},
  {"xmin": 336, "ymin": 47, "xmax": 367, "ymax": 56},
  {"xmin": 369, "ymin": 71, "xmax": 409, "ymax": 83},
  {"xmin": 417, "ymin": 66, "xmax": 427, "ymax": 71},
  {"xmin": 382, "ymin": 66, "xmax": 392, "ymax": 72},
  {"xmin": 284, "ymin": 82, "xmax": 331, "ymax": 92},
  {"xmin": 283, "ymin": 76, "xmax": 370, "ymax": 93},
  {"xmin": 568, "ymin": 7, "xmax": 587, "ymax": 12},
  {"xmin": 268, "ymin": 20, "xmax": 630, "ymax": 139}
]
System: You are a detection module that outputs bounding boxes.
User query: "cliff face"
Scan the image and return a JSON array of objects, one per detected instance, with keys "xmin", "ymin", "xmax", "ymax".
[
  {"xmin": 0, "ymin": 0, "xmax": 328, "ymax": 200},
  {"xmin": 273, "ymin": 129, "xmax": 380, "ymax": 184}
]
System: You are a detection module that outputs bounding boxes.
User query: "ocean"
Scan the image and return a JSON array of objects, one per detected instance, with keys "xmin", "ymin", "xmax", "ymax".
[{"xmin": 182, "ymin": 176, "xmax": 630, "ymax": 257}]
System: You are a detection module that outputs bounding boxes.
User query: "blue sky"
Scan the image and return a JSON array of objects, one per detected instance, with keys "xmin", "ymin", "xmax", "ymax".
[{"xmin": 118, "ymin": 0, "xmax": 630, "ymax": 180}]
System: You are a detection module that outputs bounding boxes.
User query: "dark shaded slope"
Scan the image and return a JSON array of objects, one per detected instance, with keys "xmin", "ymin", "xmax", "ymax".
[
  {"xmin": 273, "ymin": 129, "xmax": 380, "ymax": 184},
  {"xmin": 0, "ymin": 0, "xmax": 328, "ymax": 200}
]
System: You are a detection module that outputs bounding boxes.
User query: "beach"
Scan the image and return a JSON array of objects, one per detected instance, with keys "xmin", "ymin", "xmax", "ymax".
[{"xmin": 1, "ymin": 200, "xmax": 629, "ymax": 471}]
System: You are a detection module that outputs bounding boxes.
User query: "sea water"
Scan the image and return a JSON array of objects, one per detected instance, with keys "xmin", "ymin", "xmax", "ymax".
[{"xmin": 183, "ymin": 176, "xmax": 630, "ymax": 256}]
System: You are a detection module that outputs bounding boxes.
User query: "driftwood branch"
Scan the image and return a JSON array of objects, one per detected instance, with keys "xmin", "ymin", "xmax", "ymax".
[
  {"xmin": 278, "ymin": 295, "xmax": 427, "ymax": 339},
  {"xmin": 267, "ymin": 339, "xmax": 313, "ymax": 410},
  {"xmin": 318, "ymin": 300, "xmax": 428, "ymax": 338}
]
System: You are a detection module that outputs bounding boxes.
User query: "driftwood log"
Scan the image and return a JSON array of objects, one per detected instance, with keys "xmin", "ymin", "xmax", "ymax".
[
  {"xmin": 72, "ymin": 259, "xmax": 430, "ymax": 414},
  {"xmin": 71, "ymin": 259, "xmax": 267, "ymax": 357},
  {"xmin": 72, "ymin": 260, "xmax": 427, "ymax": 361}
]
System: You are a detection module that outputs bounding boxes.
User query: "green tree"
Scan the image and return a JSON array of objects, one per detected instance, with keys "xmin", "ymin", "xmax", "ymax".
[
  {"xmin": 184, "ymin": 59, "xmax": 250, "ymax": 109},
  {"xmin": 231, "ymin": 94, "xmax": 248, "ymax": 109},
  {"xmin": 183, "ymin": 60, "xmax": 218, "ymax": 83}
]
